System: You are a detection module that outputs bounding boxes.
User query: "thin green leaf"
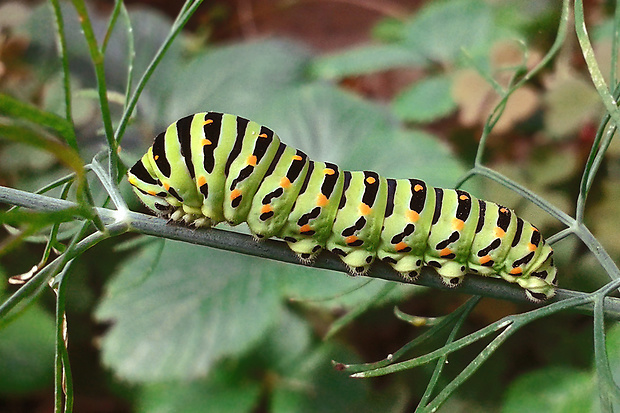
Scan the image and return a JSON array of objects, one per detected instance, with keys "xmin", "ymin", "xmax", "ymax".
[{"xmin": 0, "ymin": 93, "xmax": 74, "ymax": 141}]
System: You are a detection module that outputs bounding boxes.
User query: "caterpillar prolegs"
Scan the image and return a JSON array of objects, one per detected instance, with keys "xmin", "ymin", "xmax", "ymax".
[{"xmin": 127, "ymin": 112, "xmax": 557, "ymax": 302}]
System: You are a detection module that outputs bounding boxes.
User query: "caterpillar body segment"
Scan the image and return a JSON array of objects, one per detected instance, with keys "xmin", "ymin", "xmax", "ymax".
[
  {"xmin": 377, "ymin": 179, "xmax": 436, "ymax": 280},
  {"xmin": 325, "ymin": 171, "xmax": 388, "ymax": 275},
  {"xmin": 222, "ymin": 118, "xmax": 282, "ymax": 226},
  {"xmin": 246, "ymin": 145, "xmax": 310, "ymax": 239},
  {"xmin": 423, "ymin": 189, "xmax": 481, "ymax": 287},
  {"xmin": 128, "ymin": 112, "xmax": 558, "ymax": 301},
  {"xmin": 279, "ymin": 161, "xmax": 345, "ymax": 262}
]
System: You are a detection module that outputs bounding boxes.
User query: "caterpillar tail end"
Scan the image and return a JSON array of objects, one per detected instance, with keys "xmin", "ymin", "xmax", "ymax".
[
  {"xmin": 520, "ymin": 277, "xmax": 556, "ymax": 303},
  {"xmin": 520, "ymin": 257, "xmax": 557, "ymax": 303}
]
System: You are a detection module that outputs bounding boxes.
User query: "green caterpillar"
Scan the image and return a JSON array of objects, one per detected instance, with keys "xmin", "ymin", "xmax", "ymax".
[{"xmin": 127, "ymin": 112, "xmax": 557, "ymax": 301}]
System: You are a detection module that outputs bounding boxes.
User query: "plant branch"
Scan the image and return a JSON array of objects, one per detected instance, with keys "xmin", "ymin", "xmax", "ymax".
[{"xmin": 1, "ymin": 185, "xmax": 619, "ymax": 318}]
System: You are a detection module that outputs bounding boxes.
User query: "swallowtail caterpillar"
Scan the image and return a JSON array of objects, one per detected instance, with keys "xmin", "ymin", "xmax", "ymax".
[{"xmin": 127, "ymin": 112, "xmax": 557, "ymax": 301}]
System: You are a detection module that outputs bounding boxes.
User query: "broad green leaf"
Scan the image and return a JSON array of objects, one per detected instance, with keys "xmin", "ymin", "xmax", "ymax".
[
  {"xmin": 248, "ymin": 83, "xmax": 394, "ymax": 168},
  {"xmin": 137, "ymin": 369, "xmax": 261, "ymax": 413},
  {"xmin": 282, "ymin": 267, "xmax": 410, "ymax": 309},
  {"xmin": 96, "ymin": 239, "xmax": 284, "ymax": 381},
  {"xmin": 502, "ymin": 367, "xmax": 595, "ymax": 413},
  {"xmin": 310, "ymin": 44, "xmax": 426, "ymax": 79},
  {"xmin": 135, "ymin": 310, "xmax": 392, "ymax": 413},
  {"xmin": 249, "ymin": 84, "xmax": 464, "ymax": 187},
  {"xmin": 0, "ymin": 303, "xmax": 55, "ymax": 394},
  {"xmin": 401, "ymin": 0, "xmax": 495, "ymax": 63},
  {"xmin": 158, "ymin": 40, "xmax": 311, "ymax": 124},
  {"xmin": 392, "ymin": 74, "xmax": 456, "ymax": 122},
  {"xmin": 352, "ymin": 129, "xmax": 467, "ymax": 188}
]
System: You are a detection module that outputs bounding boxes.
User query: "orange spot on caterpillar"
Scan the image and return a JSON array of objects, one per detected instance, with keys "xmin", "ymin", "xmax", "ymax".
[
  {"xmin": 300, "ymin": 224, "xmax": 312, "ymax": 233},
  {"xmin": 532, "ymin": 226, "xmax": 539, "ymax": 232},
  {"xmin": 478, "ymin": 255, "xmax": 491, "ymax": 264},
  {"xmin": 452, "ymin": 218, "xmax": 465, "ymax": 231},
  {"xmin": 406, "ymin": 210, "xmax": 420, "ymax": 222},
  {"xmin": 317, "ymin": 194, "xmax": 329, "ymax": 207},
  {"xmin": 359, "ymin": 203, "xmax": 372, "ymax": 215},
  {"xmin": 346, "ymin": 235, "xmax": 359, "ymax": 245},
  {"xmin": 293, "ymin": 155, "xmax": 303, "ymax": 161},
  {"xmin": 366, "ymin": 176, "xmax": 376, "ymax": 184},
  {"xmin": 261, "ymin": 205, "xmax": 272, "ymax": 214},
  {"xmin": 459, "ymin": 194, "xmax": 469, "ymax": 201},
  {"xmin": 528, "ymin": 243, "xmax": 537, "ymax": 251},
  {"xmin": 479, "ymin": 255, "xmax": 492, "ymax": 264},
  {"xmin": 414, "ymin": 184, "xmax": 423, "ymax": 192},
  {"xmin": 494, "ymin": 227, "xmax": 505, "ymax": 238},
  {"xmin": 510, "ymin": 267, "xmax": 523, "ymax": 275},
  {"xmin": 201, "ymin": 138, "xmax": 212, "ymax": 146},
  {"xmin": 499, "ymin": 207, "xmax": 508, "ymax": 213},
  {"xmin": 247, "ymin": 155, "xmax": 257, "ymax": 166},
  {"xmin": 395, "ymin": 242, "xmax": 409, "ymax": 252},
  {"xmin": 324, "ymin": 168, "xmax": 335, "ymax": 175},
  {"xmin": 197, "ymin": 176, "xmax": 207, "ymax": 186},
  {"xmin": 147, "ymin": 190, "xmax": 157, "ymax": 196},
  {"xmin": 154, "ymin": 155, "xmax": 159, "ymax": 161},
  {"xmin": 203, "ymin": 119, "xmax": 213, "ymax": 125},
  {"xmin": 440, "ymin": 248, "xmax": 453, "ymax": 258},
  {"xmin": 259, "ymin": 133, "xmax": 268, "ymax": 138},
  {"xmin": 163, "ymin": 182, "xmax": 170, "ymax": 191},
  {"xmin": 230, "ymin": 189, "xmax": 241, "ymax": 200},
  {"xmin": 280, "ymin": 177, "xmax": 291, "ymax": 188}
]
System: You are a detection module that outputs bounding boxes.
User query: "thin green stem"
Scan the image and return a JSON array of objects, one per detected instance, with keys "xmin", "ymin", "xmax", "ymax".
[
  {"xmin": 473, "ymin": 0, "xmax": 570, "ymax": 165},
  {"xmin": 546, "ymin": 227, "xmax": 574, "ymax": 245},
  {"xmin": 576, "ymin": 83, "xmax": 620, "ymax": 223},
  {"xmin": 472, "ymin": 166, "xmax": 574, "ymax": 227},
  {"xmin": 612, "ymin": 0, "xmax": 620, "ymax": 88},
  {"xmin": 48, "ymin": 0, "xmax": 78, "ymax": 151},
  {"xmin": 422, "ymin": 326, "xmax": 515, "ymax": 412},
  {"xmin": 417, "ymin": 297, "xmax": 480, "ymax": 409},
  {"xmin": 114, "ymin": 0, "xmax": 204, "ymax": 146},
  {"xmin": 593, "ymin": 278, "xmax": 620, "ymax": 411},
  {"xmin": 88, "ymin": 156, "xmax": 129, "ymax": 213},
  {"xmin": 353, "ymin": 293, "xmax": 592, "ymax": 378},
  {"xmin": 573, "ymin": 222, "xmax": 620, "ymax": 280},
  {"xmin": 102, "ymin": 0, "xmax": 123, "ymax": 53},
  {"xmin": 575, "ymin": 0, "xmax": 620, "ymax": 129},
  {"xmin": 69, "ymin": 0, "xmax": 119, "ymax": 181},
  {"xmin": 119, "ymin": 3, "xmax": 135, "ymax": 115},
  {"xmin": 0, "ymin": 220, "xmax": 128, "ymax": 324},
  {"xmin": 53, "ymin": 260, "xmax": 75, "ymax": 413},
  {"xmin": 341, "ymin": 298, "xmax": 481, "ymax": 374},
  {"xmin": 324, "ymin": 283, "xmax": 396, "ymax": 340},
  {"xmin": 40, "ymin": 182, "xmax": 73, "ymax": 268}
]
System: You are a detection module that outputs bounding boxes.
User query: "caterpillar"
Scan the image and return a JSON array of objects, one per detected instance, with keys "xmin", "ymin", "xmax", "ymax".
[{"xmin": 127, "ymin": 112, "xmax": 557, "ymax": 302}]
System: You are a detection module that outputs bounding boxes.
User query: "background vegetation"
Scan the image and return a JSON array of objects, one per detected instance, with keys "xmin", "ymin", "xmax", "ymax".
[{"xmin": 1, "ymin": 0, "xmax": 620, "ymax": 411}]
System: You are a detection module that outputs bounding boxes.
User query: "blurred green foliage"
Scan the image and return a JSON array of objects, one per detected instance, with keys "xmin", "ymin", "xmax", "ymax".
[{"xmin": 0, "ymin": 0, "xmax": 619, "ymax": 412}]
